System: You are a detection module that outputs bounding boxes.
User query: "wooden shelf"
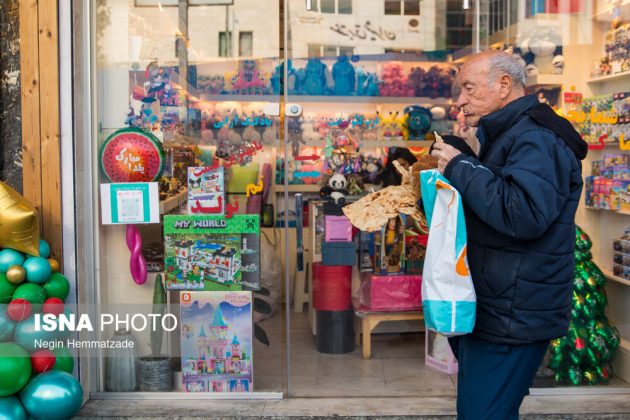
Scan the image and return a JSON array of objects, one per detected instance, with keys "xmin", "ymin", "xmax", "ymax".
[
  {"xmin": 274, "ymin": 184, "xmax": 321, "ymax": 193},
  {"xmin": 587, "ymin": 71, "xmax": 630, "ymax": 84},
  {"xmin": 602, "ymin": 269, "xmax": 630, "ymax": 287},
  {"xmin": 585, "ymin": 206, "xmax": 630, "ymax": 216},
  {"xmin": 199, "ymin": 93, "xmax": 452, "ymax": 105},
  {"xmin": 526, "ymin": 74, "xmax": 564, "ymax": 87},
  {"xmin": 159, "ymin": 189, "xmax": 188, "ymax": 214}
]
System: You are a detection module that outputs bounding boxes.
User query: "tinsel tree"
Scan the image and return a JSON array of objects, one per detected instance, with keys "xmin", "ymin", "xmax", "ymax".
[{"xmin": 548, "ymin": 226, "xmax": 621, "ymax": 385}]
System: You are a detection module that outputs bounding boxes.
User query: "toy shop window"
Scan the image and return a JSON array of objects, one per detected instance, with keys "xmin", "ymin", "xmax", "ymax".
[
  {"xmin": 239, "ymin": 32, "xmax": 253, "ymax": 57},
  {"xmin": 219, "ymin": 31, "xmax": 232, "ymax": 57},
  {"xmin": 321, "ymin": 0, "xmax": 335, "ymax": 13}
]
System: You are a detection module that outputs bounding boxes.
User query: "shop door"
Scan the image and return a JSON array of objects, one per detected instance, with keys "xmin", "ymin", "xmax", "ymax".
[
  {"xmin": 282, "ymin": 0, "xmax": 458, "ymax": 397},
  {"xmin": 91, "ymin": 0, "xmax": 286, "ymax": 397}
]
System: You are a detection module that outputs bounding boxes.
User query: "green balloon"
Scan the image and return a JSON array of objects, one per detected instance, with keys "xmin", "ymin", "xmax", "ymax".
[
  {"xmin": 52, "ymin": 347, "xmax": 74, "ymax": 373},
  {"xmin": 0, "ymin": 343, "xmax": 31, "ymax": 396},
  {"xmin": 43, "ymin": 273, "xmax": 69, "ymax": 301},
  {"xmin": 12, "ymin": 283, "xmax": 46, "ymax": 305},
  {"xmin": 0, "ymin": 275, "xmax": 17, "ymax": 304}
]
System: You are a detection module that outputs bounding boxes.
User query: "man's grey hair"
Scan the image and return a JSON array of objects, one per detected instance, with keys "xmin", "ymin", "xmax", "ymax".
[{"xmin": 487, "ymin": 53, "xmax": 526, "ymax": 88}]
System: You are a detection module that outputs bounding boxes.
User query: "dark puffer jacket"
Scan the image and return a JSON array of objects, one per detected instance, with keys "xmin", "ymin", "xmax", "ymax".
[{"xmin": 443, "ymin": 94, "xmax": 586, "ymax": 345}]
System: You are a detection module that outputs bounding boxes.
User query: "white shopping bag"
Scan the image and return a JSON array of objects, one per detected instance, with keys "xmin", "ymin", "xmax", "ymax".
[{"xmin": 420, "ymin": 170, "xmax": 476, "ymax": 336}]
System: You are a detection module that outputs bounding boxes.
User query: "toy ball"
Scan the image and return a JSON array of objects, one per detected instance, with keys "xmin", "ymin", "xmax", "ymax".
[
  {"xmin": 0, "ymin": 249, "xmax": 25, "ymax": 272},
  {"xmin": 23, "ymin": 257, "xmax": 52, "ymax": 284},
  {"xmin": 0, "ymin": 274, "xmax": 17, "ymax": 303},
  {"xmin": 52, "ymin": 347, "xmax": 74, "ymax": 373},
  {"xmin": 30, "ymin": 349, "xmax": 56, "ymax": 373},
  {"xmin": 20, "ymin": 370, "xmax": 83, "ymax": 420},
  {"xmin": 43, "ymin": 273, "xmax": 70, "ymax": 301},
  {"xmin": 0, "ymin": 396, "xmax": 27, "ymax": 420},
  {"xmin": 0, "ymin": 342, "xmax": 32, "ymax": 397},
  {"xmin": 7, "ymin": 298, "xmax": 32, "ymax": 322},
  {"xmin": 43, "ymin": 297, "xmax": 64, "ymax": 316},
  {"xmin": 47, "ymin": 258, "xmax": 60, "ymax": 273},
  {"xmin": 38, "ymin": 240, "xmax": 51, "ymax": 259},
  {"xmin": 0, "ymin": 310, "xmax": 15, "ymax": 342},
  {"xmin": 12, "ymin": 283, "xmax": 46, "ymax": 305},
  {"xmin": 6, "ymin": 265, "xmax": 26, "ymax": 284}
]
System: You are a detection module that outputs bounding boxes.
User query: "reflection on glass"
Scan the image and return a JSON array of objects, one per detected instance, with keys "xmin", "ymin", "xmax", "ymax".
[
  {"xmin": 404, "ymin": 0, "xmax": 420, "ymax": 16},
  {"xmin": 321, "ymin": 0, "xmax": 335, "ymax": 14},
  {"xmin": 338, "ymin": 0, "xmax": 352, "ymax": 14},
  {"xmin": 384, "ymin": 0, "xmax": 401, "ymax": 15},
  {"xmin": 239, "ymin": 32, "xmax": 253, "ymax": 57},
  {"xmin": 219, "ymin": 32, "xmax": 232, "ymax": 57}
]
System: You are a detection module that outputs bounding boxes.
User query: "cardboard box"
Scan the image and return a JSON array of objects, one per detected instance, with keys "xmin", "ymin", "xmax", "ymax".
[
  {"xmin": 425, "ymin": 330, "xmax": 458, "ymax": 375},
  {"xmin": 324, "ymin": 215, "xmax": 352, "ymax": 242}
]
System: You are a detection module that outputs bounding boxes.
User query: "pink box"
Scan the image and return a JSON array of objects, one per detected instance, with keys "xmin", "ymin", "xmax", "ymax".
[
  {"xmin": 325, "ymin": 215, "xmax": 352, "ymax": 242},
  {"xmin": 425, "ymin": 330, "xmax": 458, "ymax": 374},
  {"xmin": 358, "ymin": 272, "xmax": 422, "ymax": 311}
]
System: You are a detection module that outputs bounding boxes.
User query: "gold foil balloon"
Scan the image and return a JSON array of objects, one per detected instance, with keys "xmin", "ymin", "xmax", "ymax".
[
  {"xmin": 0, "ymin": 182, "xmax": 40, "ymax": 256},
  {"xmin": 6, "ymin": 265, "xmax": 25, "ymax": 284},
  {"xmin": 48, "ymin": 258, "xmax": 60, "ymax": 273}
]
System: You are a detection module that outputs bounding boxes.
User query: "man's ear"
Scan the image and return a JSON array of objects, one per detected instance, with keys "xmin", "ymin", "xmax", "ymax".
[{"xmin": 499, "ymin": 74, "xmax": 512, "ymax": 99}]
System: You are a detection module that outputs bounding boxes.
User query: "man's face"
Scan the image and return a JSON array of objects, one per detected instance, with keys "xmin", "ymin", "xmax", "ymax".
[{"xmin": 455, "ymin": 60, "xmax": 503, "ymax": 127}]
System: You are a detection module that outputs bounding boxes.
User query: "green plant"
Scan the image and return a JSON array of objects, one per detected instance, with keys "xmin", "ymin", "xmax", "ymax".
[{"xmin": 151, "ymin": 273, "xmax": 167, "ymax": 357}]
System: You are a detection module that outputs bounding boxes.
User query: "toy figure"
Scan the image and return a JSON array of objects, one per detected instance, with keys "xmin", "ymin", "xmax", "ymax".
[
  {"xmin": 320, "ymin": 173, "xmax": 349, "ymax": 205},
  {"xmin": 233, "ymin": 60, "xmax": 268, "ymax": 95},
  {"xmin": 332, "ymin": 55, "xmax": 356, "ymax": 96},
  {"xmin": 364, "ymin": 72, "xmax": 380, "ymax": 96},
  {"xmin": 299, "ymin": 58, "xmax": 333, "ymax": 95},
  {"xmin": 403, "ymin": 106, "xmax": 432, "ymax": 140},
  {"xmin": 270, "ymin": 59, "xmax": 297, "ymax": 95},
  {"xmin": 379, "ymin": 111, "xmax": 404, "ymax": 140},
  {"xmin": 355, "ymin": 66, "xmax": 368, "ymax": 96}
]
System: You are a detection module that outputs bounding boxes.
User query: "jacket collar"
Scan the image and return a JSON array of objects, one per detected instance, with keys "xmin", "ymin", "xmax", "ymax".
[{"xmin": 477, "ymin": 94, "xmax": 539, "ymax": 156}]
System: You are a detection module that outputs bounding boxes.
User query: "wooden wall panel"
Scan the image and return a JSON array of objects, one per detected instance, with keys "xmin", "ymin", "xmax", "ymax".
[{"xmin": 19, "ymin": 0, "xmax": 62, "ymax": 261}]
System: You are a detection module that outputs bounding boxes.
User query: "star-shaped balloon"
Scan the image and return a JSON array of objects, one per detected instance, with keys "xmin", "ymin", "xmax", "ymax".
[{"xmin": 0, "ymin": 182, "xmax": 40, "ymax": 256}]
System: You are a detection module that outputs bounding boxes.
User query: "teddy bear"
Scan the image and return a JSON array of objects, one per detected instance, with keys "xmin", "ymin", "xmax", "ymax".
[
  {"xmin": 320, "ymin": 173, "xmax": 349, "ymax": 205},
  {"xmin": 518, "ymin": 28, "xmax": 563, "ymax": 75},
  {"xmin": 379, "ymin": 62, "xmax": 413, "ymax": 97}
]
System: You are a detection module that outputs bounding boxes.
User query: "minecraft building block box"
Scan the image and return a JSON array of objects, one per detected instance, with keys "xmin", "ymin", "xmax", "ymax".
[
  {"xmin": 164, "ymin": 215, "xmax": 260, "ymax": 291},
  {"xmin": 180, "ymin": 291, "xmax": 253, "ymax": 392}
]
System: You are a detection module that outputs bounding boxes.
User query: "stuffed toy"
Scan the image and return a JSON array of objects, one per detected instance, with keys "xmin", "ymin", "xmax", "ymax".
[
  {"xmin": 242, "ymin": 125, "xmax": 261, "ymax": 144},
  {"xmin": 320, "ymin": 173, "xmax": 349, "ymax": 205},
  {"xmin": 379, "ymin": 111, "xmax": 404, "ymax": 140},
  {"xmin": 519, "ymin": 28, "xmax": 563, "ymax": 75},
  {"xmin": 233, "ymin": 59, "xmax": 268, "ymax": 95},
  {"xmin": 403, "ymin": 106, "xmax": 432, "ymax": 140},
  {"xmin": 407, "ymin": 67, "xmax": 426, "ymax": 97},
  {"xmin": 299, "ymin": 58, "xmax": 333, "ymax": 95},
  {"xmin": 270, "ymin": 59, "xmax": 297, "ymax": 95},
  {"xmin": 332, "ymin": 55, "xmax": 356, "ymax": 96},
  {"xmin": 364, "ymin": 72, "xmax": 380, "ymax": 96},
  {"xmin": 379, "ymin": 62, "xmax": 413, "ymax": 97},
  {"xmin": 355, "ymin": 66, "xmax": 368, "ymax": 96},
  {"xmin": 262, "ymin": 125, "xmax": 277, "ymax": 145}
]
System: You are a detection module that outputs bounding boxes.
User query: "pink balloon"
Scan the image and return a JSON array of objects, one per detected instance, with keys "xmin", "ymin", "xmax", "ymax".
[{"xmin": 126, "ymin": 225, "xmax": 147, "ymax": 285}]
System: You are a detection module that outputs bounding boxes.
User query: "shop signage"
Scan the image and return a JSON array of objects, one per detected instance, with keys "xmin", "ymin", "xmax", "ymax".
[
  {"xmin": 329, "ymin": 20, "xmax": 397, "ymax": 41},
  {"xmin": 100, "ymin": 182, "xmax": 160, "ymax": 224}
]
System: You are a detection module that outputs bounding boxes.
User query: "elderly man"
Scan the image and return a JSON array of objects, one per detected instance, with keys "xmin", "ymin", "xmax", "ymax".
[{"xmin": 432, "ymin": 50, "xmax": 587, "ymax": 419}]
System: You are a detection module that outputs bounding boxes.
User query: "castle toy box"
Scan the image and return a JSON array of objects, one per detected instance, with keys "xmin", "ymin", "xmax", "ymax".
[
  {"xmin": 180, "ymin": 291, "xmax": 253, "ymax": 392},
  {"xmin": 187, "ymin": 166, "xmax": 225, "ymax": 215},
  {"xmin": 164, "ymin": 215, "xmax": 260, "ymax": 291}
]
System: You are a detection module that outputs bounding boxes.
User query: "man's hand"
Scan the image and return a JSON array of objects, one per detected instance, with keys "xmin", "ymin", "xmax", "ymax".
[{"xmin": 431, "ymin": 142, "xmax": 462, "ymax": 174}]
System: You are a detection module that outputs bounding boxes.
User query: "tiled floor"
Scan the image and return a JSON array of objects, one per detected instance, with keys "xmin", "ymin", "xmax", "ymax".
[{"xmin": 253, "ymin": 309, "xmax": 457, "ymax": 397}]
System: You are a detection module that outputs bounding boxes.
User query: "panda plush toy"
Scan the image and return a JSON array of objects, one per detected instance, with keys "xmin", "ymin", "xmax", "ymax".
[{"xmin": 320, "ymin": 173, "xmax": 349, "ymax": 206}]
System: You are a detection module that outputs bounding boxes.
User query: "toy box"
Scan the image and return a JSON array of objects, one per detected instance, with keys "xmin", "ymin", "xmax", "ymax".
[
  {"xmin": 180, "ymin": 291, "xmax": 253, "ymax": 393},
  {"xmin": 164, "ymin": 215, "xmax": 260, "ymax": 291},
  {"xmin": 373, "ymin": 215, "xmax": 406, "ymax": 274},
  {"xmin": 357, "ymin": 272, "xmax": 422, "ymax": 311},
  {"xmin": 321, "ymin": 241, "xmax": 356, "ymax": 266},
  {"xmin": 324, "ymin": 215, "xmax": 352, "ymax": 242},
  {"xmin": 188, "ymin": 166, "xmax": 225, "ymax": 215},
  {"xmin": 425, "ymin": 330, "xmax": 458, "ymax": 375}
]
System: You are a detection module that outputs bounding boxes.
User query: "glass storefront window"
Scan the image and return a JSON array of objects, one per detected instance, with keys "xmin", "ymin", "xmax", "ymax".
[{"xmin": 80, "ymin": 0, "xmax": 630, "ymax": 400}]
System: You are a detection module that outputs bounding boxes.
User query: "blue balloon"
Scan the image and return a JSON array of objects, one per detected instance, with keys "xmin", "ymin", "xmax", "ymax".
[
  {"xmin": 20, "ymin": 371, "xmax": 83, "ymax": 420},
  {"xmin": 22, "ymin": 258, "xmax": 51, "ymax": 284},
  {"xmin": 0, "ymin": 396, "xmax": 27, "ymax": 420},
  {"xmin": 38, "ymin": 240, "xmax": 51, "ymax": 259},
  {"xmin": 0, "ymin": 310, "xmax": 15, "ymax": 342},
  {"xmin": 0, "ymin": 249, "xmax": 25, "ymax": 272},
  {"xmin": 14, "ymin": 316, "xmax": 68, "ymax": 353}
]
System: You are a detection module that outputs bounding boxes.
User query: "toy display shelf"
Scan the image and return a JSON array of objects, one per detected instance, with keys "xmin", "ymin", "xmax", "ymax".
[
  {"xmin": 587, "ymin": 71, "xmax": 630, "ymax": 84},
  {"xmin": 526, "ymin": 74, "xmax": 564, "ymax": 87},
  {"xmin": 602, "ymin": 269, "xmax": 630, "ymax": 287},
  {"xmin": 297, "ymin": 139, "xmax": 433, "ymax": 148},
  {"xmin": 159, "ymin": 189, "xmax": 188, "ymax": 214},
  {"xmin": 593, "ymin": 0, "xmax": 630, "ymax": 22},
  {"xmin": 274, "ymin": 184, "xmax": 321, "ymax": 193},
  {"xmin": 585, "ymin": 206, "xmax": 630, "ymax": 216},
  {"xmin": 198, "ymin": 93, "xmax": 452, "ymax": 105}
]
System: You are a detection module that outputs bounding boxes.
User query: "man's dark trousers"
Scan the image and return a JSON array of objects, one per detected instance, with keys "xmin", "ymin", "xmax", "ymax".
[{"xmin": 452, "ymin": 334, "xmax": 549, "ymax": 420}]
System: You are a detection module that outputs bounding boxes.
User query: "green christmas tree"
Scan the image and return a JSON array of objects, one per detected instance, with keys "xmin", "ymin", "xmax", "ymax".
[{"xmin": 548, "ymin": 226, "xmax": 621, "ymax": 385}]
